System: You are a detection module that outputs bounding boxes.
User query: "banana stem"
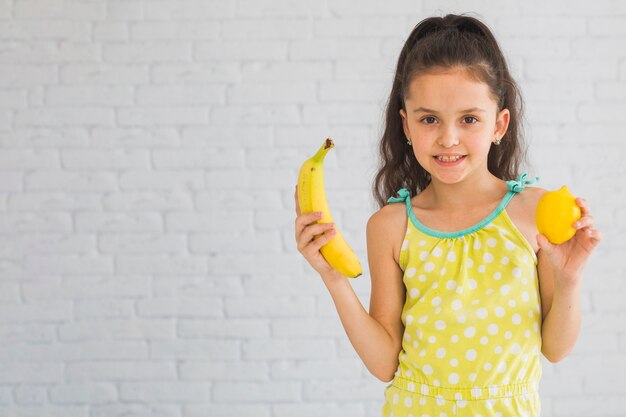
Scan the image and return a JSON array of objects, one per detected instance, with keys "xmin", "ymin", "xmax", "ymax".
[{"xmin": 311, "ymin": 137, "xmax": 334, "ymax": 162}]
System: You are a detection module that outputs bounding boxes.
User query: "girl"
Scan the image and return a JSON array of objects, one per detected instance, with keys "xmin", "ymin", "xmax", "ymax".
[{"xmin": 294, "ymin": 13, "xmax": 602, "ymax": 417}]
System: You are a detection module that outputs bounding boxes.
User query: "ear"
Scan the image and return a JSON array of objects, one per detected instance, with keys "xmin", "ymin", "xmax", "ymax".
[
  {"xmin": 399, "ymin": 108, "xmax": 411, "ymax": 139},
  {"xmin": 495, "ymin": 108, "xmax": 510, "ymax": 139}
]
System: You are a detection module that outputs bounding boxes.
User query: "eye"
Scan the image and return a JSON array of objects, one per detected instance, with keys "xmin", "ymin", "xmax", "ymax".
[
  {"xmin": 421, "ymin": 116, "xmax": 437, "ymax": 124},
  {"xmin": 464, "ymin": 116, "xmax": 479, "ymax": 124}
]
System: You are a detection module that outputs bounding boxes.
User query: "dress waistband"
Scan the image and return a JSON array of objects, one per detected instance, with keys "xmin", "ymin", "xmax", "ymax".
[{"xmin": 391, "ymin": 376, "xmax": 539, "ymax": 401}]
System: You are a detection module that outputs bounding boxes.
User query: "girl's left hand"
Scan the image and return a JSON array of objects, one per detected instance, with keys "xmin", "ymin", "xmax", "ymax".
[{"xmin": 536, "ymin": 197, "xmax": 603, "ymax": 284}]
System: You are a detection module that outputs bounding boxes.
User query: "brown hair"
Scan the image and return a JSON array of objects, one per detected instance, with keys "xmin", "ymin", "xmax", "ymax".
[{"xmin": 372, "ymin": 13, "xmax": 528, "ymax": 209}]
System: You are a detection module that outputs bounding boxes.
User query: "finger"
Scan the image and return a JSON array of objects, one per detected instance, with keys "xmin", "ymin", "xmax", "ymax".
[
  {"xmin": 536, "ymin": 233, "xmax": 556, "ymax": 252},
  {"xmin": 295, "ymin": 185, "xmax": 301, "ymax": 216},
  {"xmin": 295, "ymin": 211, "xmax": 323, "ymax": 241},
  {"xmin": 307, "ymin": 228, "xmax": 337, "ymax": 252},
  {"xmin": 592, "ymin": 229, "xmax": 603, "ymax": 242},
  {"xmin": 573, "ymin": 215, "xmax": 595, "ymax": 230},
  {"xmin": 297, "ymin": 222, "xmax": 335, "ymax": 251},
  {"xmin": 576, "ymin": 197, "xmax": 590, "ymax": 215}
]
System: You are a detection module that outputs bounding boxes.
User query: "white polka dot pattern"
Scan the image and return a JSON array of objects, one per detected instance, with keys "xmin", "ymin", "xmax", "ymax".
[{"xmin": 388, "ymin": 206, "xmax": 542, "ymax": 414}]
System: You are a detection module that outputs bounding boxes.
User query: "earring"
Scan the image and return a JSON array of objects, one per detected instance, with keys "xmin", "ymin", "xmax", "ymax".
[
  {"xmin": 493, "ymin": 136, "xmax": 501, "ymax": 145},
  {"xmin": 406, "ymin": 137, "xmax": 412, "ymax": 146}
]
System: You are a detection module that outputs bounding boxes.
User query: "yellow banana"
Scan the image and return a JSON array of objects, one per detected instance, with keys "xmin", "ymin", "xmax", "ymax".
[{"xmin": 297, "ymin": 138, "xmax": 362, "ymax": 278}]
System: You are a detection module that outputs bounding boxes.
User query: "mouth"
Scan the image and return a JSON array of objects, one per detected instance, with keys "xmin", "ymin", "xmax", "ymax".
[{"xmin": 434, "ymin": 155, "xmax": 467, "ymax": 163}]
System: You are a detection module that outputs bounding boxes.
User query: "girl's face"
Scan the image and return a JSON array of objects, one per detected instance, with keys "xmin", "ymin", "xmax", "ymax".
[{"xmin": 399, "ymin": 67, "xmax": 510, "ymax": 185}]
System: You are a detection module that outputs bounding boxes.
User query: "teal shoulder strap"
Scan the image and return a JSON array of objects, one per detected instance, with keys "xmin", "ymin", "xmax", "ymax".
[{"xmin": 386, "ymin": 173, "xmax": 540, "ymax": 239}]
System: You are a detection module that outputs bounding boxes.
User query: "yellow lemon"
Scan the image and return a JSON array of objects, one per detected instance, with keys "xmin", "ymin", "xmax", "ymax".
[{"xmin": 536, "ymin": 186, "xmax": 582, "ymax": 244}]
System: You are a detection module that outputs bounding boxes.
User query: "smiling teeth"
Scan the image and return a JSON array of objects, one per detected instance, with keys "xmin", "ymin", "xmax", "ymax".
[{"xmin": 437, "ymin": 155, "xmax": 464, "ymax": 162}]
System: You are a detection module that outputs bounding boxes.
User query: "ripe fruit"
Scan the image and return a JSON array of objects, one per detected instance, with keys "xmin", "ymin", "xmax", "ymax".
[
  {"xmin": 297, "ymin": 138, "xmax": 362, "ymax": 278},
  {"xmin": 536, "ymin": 186, "xmax": 582, "ymax": 244}
]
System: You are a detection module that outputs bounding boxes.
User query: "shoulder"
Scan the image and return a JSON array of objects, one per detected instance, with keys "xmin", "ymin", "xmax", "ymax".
[
  {"xmin": 367, "ymin": 201, "xmax": 407, "ymax": 237},
  {"xmin": 506, "ymin": 185, "xmax": 549, "ymax": 253},
  {"xmin": 517, "ymin": 185, "xmax": 549, "ymax": 208},
  {"xmin": 367, "ymin": 200, "xmax": 408, "ymax": 262}
]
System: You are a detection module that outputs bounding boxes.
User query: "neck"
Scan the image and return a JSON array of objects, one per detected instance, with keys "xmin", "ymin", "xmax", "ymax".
[{"xmin": 425, "ymin": 172, "xmax": 507, "ymax": 210}]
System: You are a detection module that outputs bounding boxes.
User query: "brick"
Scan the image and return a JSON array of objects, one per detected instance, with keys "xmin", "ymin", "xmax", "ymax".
[
  {"xmin": 46, "ymin": 85, "xmax": 133, "ymax": 106},
  {"xmin": 590, "ymin": 17, "xmax": 626, "ymax": 35},
  {"xmin": 119, "ymin": 171, "xmax": 204, "ymax": 191},
  {"xmin": 92, "ymin": 404, "xmax": 181, "ymax": 417},
  {"xmin": 102, "ymin": 192, "xmax": 192, "ymax": 211},
  {"xmin": 75, "ymin": 212, "xmax": 162, "ymax": 233},
  {"xmin": 0, "ymin": 212, "xmax": 71, "ymax": 233},
  {"xmin": 144, "ymin": 1, "xmax": 235, "ymax": 19},
  {"xmin": 15, "ymin": 107, "xmax": 115, "ymax": 127},
  {"xmin": 315, "ymin": 17, "xmax": 406, "ymax": 37},
  {"xmin": 211, "ymin": 104, "xmax": 300, "ymax": 126},
  {"xmin": 106, "ymin": 1, "xmax": 143, "ymax": 21},
  {"xmin": 59, "ymin": 319, "xmax": 175, "ymax": 342},
  {"xmin": 131, "ymin": 21, "xmax": 220, "ymax": 40},
  {"xmin": 0, "ymin": 234, "xmax": 95, "ymax": 258},
  {"xmin": 271, "ymin": 358, "xmax": 363, "ymax": 379},
  {"xmin": 99, "ymin": 234, "xmax": 187, "ymax": 254},
  {"xmin": 304, "ymin": 379, "xmax": 384, "ymax": 401},
  {"xmin": 0, "ymin": 405, "xmax": 87, "ymax": 417},
  {"xmin": 137, "ymin": 296, "xmax": 222, "ymax": 318},
  {"xmin": 179, "ymin": 360, "xmax": 269, "ymax": 381},
  {"xmin": 178, "ymin": 318, "xmax": 270, "ymax": 338},
  {"xmin": 118, "ymin": 255, "xmax": 206, "ymax": 275},
  {"xmin": 14, "ymin": 0, "xmax": 105, "ymax": 19},
  {"xmin": 49, "ymin": 383, "xmax": 117, "ymax": 404},
  {"xmin": 0, "ymin": 324, "xmax": 56, "ymax": 343},
  {"xmin": 273, "ymin": 403, "xmax": 365, "ymax": 417},
  {"xmin": 93, "ymin": 22, "xmax": 129, "ymax": 41},
  {"xmin": 118, "ymin": 107, "xmax": 208, "ymax": 126},
  {"xmin": 196, "ymin": 41, "xmax": 288, "ymax": 61},
  {"xmin": 67, "ymin": 361, "xmax": 176, "ymax": 382},
  {"xmin": 14, "ymin": 385, "xmax": 47, "ymax": 405},
  {"xmin": 25, "ymin": 171, "xmax": 118, "ymax": 192},
  {"xmin": 552, "ymin": 395, "xmax": 626, "ymax": 417},
  {"xmin": 228, "ymin": 82, "xmax": 317, "ymax": 104},
  {"xmin": 224, "ymin": 295, "xmax": 316, "ymax": 318},
  {"xmin": 62, "ymin": 149, "xmax": 149, "ymax": 169},
  {"xmin": 186, "ymin": 404, "xmax": 270, "ymax": 417},
  {"xmin": 137, "ymin": 84, "xmax": 225, "ymax": 105},
  {"xmin": 223, "ymin": 19, "xmax": 310, "ymax": 40},
  {"xmin": 496, "ymin": 16, "xmax": 586, "ymax": 36},
  {"xmin": 152, "ymin": 275, "xmax": 244, "ymax": 297},
  {"xmin": 0, "ymin": 301, "xmax": 71, "ymax": 323},
  {"xmin": 153, "ymin": 62, "xmax": 240, "ymax": 84},
  {"xmin": 8, "ymin": 192, "xmax": 102, "ymax": 210},
  {"xmin": 153, "ymin": 147, "xmax": 244, "ymax": 169},
  {"xmin": 212, "ymin": 381, "xmax": 300, "ymax": 403},
  {"xmin": 0, "ymin": 363, "xmax": 64, "ymax": 384},
  {"xmin": 241, "ymin": 61, "xmax": 332, "ymax": 82},
  {"xmin": 167, "ymin": 210, "xmax": 250, "ymax": 233},
  {"xmin": 61, "ymin": 64, "xmax": 149, "ymax": 85},
  {"xmin": 150, "ymin": 340, "xmax": 239, "ymax": 360},
  {"xmin": 103, "ymin": 42, "xmax": 192, "ymax": 63},
  {"xmin": 289, "ymin": 39, "xmax": 381, "ymax": 60},
  {"xmin": 242, "ymin": 339, "xmax": 335, "ymax": 360}
]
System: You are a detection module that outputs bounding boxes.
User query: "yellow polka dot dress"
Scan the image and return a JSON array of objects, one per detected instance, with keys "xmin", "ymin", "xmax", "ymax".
[{"xmin": 383, "ymin": 174, "xmax": 542, "ymax": 417}]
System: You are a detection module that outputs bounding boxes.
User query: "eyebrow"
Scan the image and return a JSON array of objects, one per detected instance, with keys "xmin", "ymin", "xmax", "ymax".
[{"xmin": 413, "ymin": 107, "xmax": 487, "ymax": 114}]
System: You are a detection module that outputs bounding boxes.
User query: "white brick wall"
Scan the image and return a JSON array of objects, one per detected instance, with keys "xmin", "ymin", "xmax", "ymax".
[{"xmin": 0, "ymin": 0, "xmax": 624, "ymax": 416}]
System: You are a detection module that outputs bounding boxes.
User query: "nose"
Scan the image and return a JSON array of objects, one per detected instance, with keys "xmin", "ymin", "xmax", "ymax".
[{"xmin": 437, "ymin": 130, "xmax": 460, "ymax": 148}]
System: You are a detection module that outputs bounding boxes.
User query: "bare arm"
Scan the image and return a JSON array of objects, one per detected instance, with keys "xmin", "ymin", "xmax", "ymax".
[
  {"xmin": 319, "ymin": 209, "xmax": 405, "ymax": 381},
  {"xmin": 294, "ymin": 190, "xmax": 405, "ymax": 381},
  {"xmin": 537, "ymin": 250, "xmax": 581, "ymax": 363},
  {"xmin": 537, "ymin": 196, "xmax": 602, "ymax": 363}
]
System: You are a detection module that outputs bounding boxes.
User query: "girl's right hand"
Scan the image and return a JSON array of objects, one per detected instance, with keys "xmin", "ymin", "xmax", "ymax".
[{"xmin": 294, "ymin": 185, "xmax": 338, "ymax": 276}]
